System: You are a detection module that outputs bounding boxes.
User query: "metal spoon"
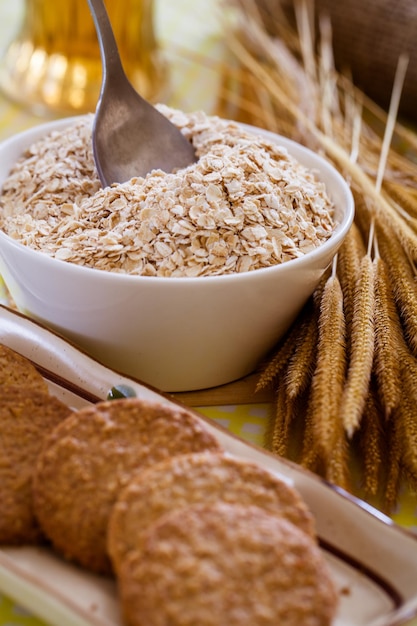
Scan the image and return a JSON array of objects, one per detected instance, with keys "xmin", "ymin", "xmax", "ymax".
[{"xmin": 87, "ymin": 0, "xmax": 196, "ymax": 187}]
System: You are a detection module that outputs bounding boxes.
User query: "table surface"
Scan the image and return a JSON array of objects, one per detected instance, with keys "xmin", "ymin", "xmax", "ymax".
[{"xmin": 0, "ymin": 1, "xmax": 416, "ymax": 624}]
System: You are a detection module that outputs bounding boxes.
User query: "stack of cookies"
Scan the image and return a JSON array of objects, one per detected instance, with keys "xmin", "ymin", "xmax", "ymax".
[
  {"xmin": 1, "ymin": 343, "xmax": 339, "ymax": 625},
  {"xmin": 108, "ymin": 452, "xmax": 339, "ymax": 626}
]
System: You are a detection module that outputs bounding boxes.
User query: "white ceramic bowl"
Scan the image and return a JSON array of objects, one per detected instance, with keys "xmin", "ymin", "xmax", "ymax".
[{"xmin": 0, "ymin": 117, "xmax": 354, "ymax": 392}]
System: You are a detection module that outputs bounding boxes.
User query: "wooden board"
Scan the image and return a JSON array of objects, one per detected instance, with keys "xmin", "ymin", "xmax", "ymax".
[{"xmin": 172, "ymin": 370, "xmax": 274, "ymax": 406}]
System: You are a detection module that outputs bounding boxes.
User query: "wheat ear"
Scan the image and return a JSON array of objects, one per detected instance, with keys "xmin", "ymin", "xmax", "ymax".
[
  {"xmin": 285, "ymin": 299, "xmax": 318, "ymax": 400},
  {"xmin": 384, "ymin": 181, "xmax": 417, "ymax": 221},
  {"xmin": 377, "ymin": 221, "xmax": 417, "ymax": 355},
  {"xmin": 300, "ymin": 401, "xmax": 321, "ymax": 474},
  {"xmin": 382, "ymin": 346, "xmax": 417, "ymax": 510},
  {"xmin": 340, "ymin": 253, "xmax": 375, "ymax": 438},
  {"xmin": 325, "ymin": 436, "xmax": 350, "ymax": 492},
  {"xmin": 256, "ymin": 295, "xmax": 318, "ymax": 391},
  {"xmin": 336, "ymin": 221, "xmax": 365, "ymax": 332},
  {"xmin": 372, "ymin": 256, "xmax": 402, "ymax": 416},
  {"xmin": 256, "ymin": 329, "xmax": 297, "ymax": 391},
  {"xmin": 268, "ymin": 384, "xmax": 293, "ymax": 458},
  {"xmin": 360, "ymin": 385, "xmax": 384, "ymax": 496},
  {"xmin": 384, "ymin": 423, "xmax": 402, "ymax": 513},
  {"xmin": 308, "ymin": 260, "xmax": 347, "ymax": 456},
  {"xmin": 398, "ymin": 354, "xmax": 417, "ymax": 488}
]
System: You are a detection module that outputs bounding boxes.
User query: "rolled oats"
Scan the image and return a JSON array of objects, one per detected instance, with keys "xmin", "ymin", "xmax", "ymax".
[{"xmin": 0, "ymin": 106, "xmax": 335, "ymax": 277}]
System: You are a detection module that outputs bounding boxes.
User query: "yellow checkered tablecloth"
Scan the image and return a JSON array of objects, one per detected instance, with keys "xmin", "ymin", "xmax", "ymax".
[{"xmin": 0, "ymin": 1, "xmax": 416, "ymax": 624}]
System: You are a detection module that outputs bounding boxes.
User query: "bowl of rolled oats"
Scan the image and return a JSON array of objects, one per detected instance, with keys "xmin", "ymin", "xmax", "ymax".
[{"xmin": 0, "ymin": 107, "xmax": 354, "ymax": 391}]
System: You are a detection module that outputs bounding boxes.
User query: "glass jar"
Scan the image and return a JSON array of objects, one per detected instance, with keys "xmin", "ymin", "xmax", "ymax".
[{"xmin": 0, "ymin": 0, "xmax": 166, "ymax": 116}]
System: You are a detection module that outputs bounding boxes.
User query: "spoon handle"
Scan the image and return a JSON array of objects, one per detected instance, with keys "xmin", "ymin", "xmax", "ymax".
[{"xmin": 87, "ymin": 0, "xmax": 125, "ymax": 80}]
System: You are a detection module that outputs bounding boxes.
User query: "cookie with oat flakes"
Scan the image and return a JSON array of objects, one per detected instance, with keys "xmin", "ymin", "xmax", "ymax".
[
  {"xmin": 108, "ymin": 450, "xmax": 316, "ymax": 573},
  {"xmin": 0, "ymin": 386, "xmax": 72, "ymax": 545},
  {"xmin": 118, "ymin": 502, "xmax": 338, "ymax": 626},
  {"xmin": 0, "ymin": 344, "xmax": 48, "ymax": 393},
  {"xmin": 33, "ymin": 398, "xmax": 222, "ymax": 575}
]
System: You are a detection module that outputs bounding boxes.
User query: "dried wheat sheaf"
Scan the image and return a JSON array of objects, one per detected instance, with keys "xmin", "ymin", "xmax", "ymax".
[{"xmin": 218, "ymin": 0, "xmax": 417, "ymax": 510}]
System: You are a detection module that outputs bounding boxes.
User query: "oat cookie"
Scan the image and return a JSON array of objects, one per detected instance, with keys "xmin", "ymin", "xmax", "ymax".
[
  {"xmin": 119, "ymin": 502, "xmax": 338, "ymax": 626},
  {"xmin": 0, "ymin": 344, "xmax": 48, "ymax": 392},
  {"xmin": 0, "ymin": 387, "xmax": 72, "ymax": 545},
  {"xmin": 33, "ymin": 398, "xmax": 221, "ymax": 574},
  {"xmin": 108, "ymin": 451, "xmax": 315, "ymax": 572}
]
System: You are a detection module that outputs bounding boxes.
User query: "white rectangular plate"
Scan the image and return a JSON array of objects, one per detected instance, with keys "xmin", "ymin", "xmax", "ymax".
[{"xmin": 1, "ymin": 304, "xmax": 417, "ymax": 626}]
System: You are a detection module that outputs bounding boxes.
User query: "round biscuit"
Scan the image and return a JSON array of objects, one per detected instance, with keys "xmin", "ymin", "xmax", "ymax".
[
  {"xmin": 0, "ymin": 387, "xmax": 72, "ymax": 545},
  {"xmin": 33, "ymin": 397, "xmax": 221, "ymax": 574},
  {"xmin": 0, "ymin": 344, "xmax": 48, "ymax": 392},
  {"xmin": 119, "ymin": 502, "xmax": 338, "ymax": 626},
  {"xmin": 108, "ymin": 450, "xmax": 316, "ymax": 572}
]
